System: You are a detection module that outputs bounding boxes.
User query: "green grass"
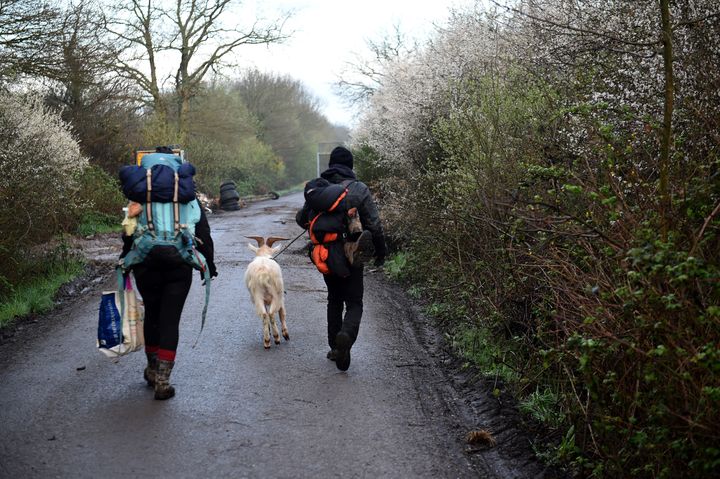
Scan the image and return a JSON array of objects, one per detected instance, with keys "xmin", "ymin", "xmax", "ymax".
[
  {"xmin": 77, "ymin": 211, "xmax": 121, "ymax": 237},
  {"xmin": 0, "ymin": 259, "xmax": 84, "ymax": 328},
  {"xmin": 519, "ymin": 387, "xmax": 565, "ymax": 428},
  {"xmin": 383, "ymin": 252, "xmax": 410, "ymax": 280},
  {"xmin": 276, "ymin": 182, "xmax": 306, "ymax": 196},
  {"xmin": 451, "ymin": 323, "xmax": 520, "ymax": 383}
]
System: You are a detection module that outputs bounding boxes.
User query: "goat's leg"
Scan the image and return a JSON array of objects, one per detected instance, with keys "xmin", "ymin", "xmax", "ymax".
[
  {"xmin": 254, "ymin": 297, "xmax": 272, "ymax": 349},
  {"xmin": 279, "ymin": 306, "xmax": 289, "ymax": 341},
  {"xmin": 269, "ymin": 311, "xmax": 281, "ymax": 344},
  {"xmin": 262, "ymin": 313, "xmax": 272, "ymax": 349}
]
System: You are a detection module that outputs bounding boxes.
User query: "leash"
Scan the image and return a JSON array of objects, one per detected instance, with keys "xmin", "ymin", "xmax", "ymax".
[{"xmin": 272, "ymin": 229, "xmax": 306, "ymax": 261}]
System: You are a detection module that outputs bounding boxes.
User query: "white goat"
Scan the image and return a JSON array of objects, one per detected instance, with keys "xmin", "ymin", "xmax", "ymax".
[{"xmin": 244, "ymin": 236, "xmax": 289, "ymax": 349}]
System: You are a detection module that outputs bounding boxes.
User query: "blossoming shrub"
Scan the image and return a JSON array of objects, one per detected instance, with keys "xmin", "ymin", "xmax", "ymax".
[
  {"xmin": 0, "ymin": 93, "xmax": 88, "ymax": 296},
  {"xmin": 354, "ymin": 1, "xmax": 720, "ymax": 476}
]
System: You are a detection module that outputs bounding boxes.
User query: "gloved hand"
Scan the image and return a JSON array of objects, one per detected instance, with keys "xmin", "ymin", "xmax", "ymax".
[{"xmin": 373, "ymin": 256, "xmax": 385, "ymax": 267}]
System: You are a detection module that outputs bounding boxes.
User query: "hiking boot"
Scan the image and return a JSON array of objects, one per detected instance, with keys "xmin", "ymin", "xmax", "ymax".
[
  {"xmin": 334, "ymin": 331, "xmax": 352, "ymax": 371},
  {"xmin": 327, "ymin": 349, "xmax": 338, "ymax": 361},
  {"xmin": 154, "ymin": 359, "xmax": 175, "ymax": 400},
  {"xmin": 345, "ymin": 230, "xmax": 373, "ymax": 265},
  {"xmin": 143, "ymin": 351, "xmax": 158, "ymax": 387}
]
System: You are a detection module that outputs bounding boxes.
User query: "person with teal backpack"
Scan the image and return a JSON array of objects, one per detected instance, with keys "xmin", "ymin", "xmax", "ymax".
[{"xmin": 118, "ymin": 146, "xmax": 217, "ymax": 400}]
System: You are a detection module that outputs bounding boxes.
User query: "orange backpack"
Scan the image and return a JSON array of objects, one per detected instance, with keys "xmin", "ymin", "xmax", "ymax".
[{"xmin": 305, "ymin": 179, "xmax": 356, "ymax": 277}]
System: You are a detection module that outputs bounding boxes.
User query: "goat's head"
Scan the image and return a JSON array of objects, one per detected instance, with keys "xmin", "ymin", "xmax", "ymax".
[{"xmin": 246, "ymin": 236, "xmax": 289, "ymax": 257}]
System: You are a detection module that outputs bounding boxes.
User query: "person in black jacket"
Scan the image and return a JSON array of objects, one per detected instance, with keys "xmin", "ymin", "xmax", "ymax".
[
  {"xmin": 296, "ymin": 146, "xmax": 386, "ymax": 371},
  {"xmin": 121, "ymin": 196, "xmax": 217, "ymax": 400}
]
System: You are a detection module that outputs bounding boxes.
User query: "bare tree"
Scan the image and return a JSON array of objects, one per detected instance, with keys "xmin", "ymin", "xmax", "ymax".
[
  {"xmin": 45, "ymin": 1, "xmax": 142, "ymax": 171},
  {"xmin": 104, "ymin": 0, "xmax": 290, "ymax": 138},
  {"xmin": 0, "ymin": 0, "xmax": 62, "ymax": 81},
  {"xmin": 335, "ymin": 24, "xmax": 417, "ymax": 105}
]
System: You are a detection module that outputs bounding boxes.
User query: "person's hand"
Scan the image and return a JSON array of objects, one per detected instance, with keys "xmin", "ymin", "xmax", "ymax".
[{"xmin": 373, "ymin": 256, "xmax": 385, "ymax": 267}]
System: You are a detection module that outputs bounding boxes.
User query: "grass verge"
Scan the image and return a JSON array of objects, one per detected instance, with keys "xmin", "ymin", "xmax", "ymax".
[
  {"xmin": 77, "ymin": 212, "xmax": 122, "ymax": 237},
  {"xmin": 276, "ymin": 182, "xmax": 307, "ymax": 196},
  {"xmin": 0, "ymin": 259, "xmax": 84, "ymax": 328}
]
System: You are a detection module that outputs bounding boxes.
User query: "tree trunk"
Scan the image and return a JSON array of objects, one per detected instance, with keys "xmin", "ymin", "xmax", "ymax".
[
  {"xmin": 178, "ymin": 91, "xmax": 190, "ymax": 141},
  {"xmin": 659, "ymin": 0, "xmax": 674, "ymax": 238}
]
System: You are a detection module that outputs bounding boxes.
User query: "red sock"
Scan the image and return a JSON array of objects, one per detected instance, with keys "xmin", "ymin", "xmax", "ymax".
[{"xmin": 157, "ymin": 349, "xmax": 176, "ymax": 362}]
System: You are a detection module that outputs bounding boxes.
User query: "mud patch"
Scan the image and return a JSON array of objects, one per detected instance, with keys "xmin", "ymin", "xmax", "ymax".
[
  {"xmin": 68, "ymin": 232, "xmax": 123, "ymax": 263},
  {"xmin": 366, "ymin": 275, "xmax": 568, "ymax": 479}
]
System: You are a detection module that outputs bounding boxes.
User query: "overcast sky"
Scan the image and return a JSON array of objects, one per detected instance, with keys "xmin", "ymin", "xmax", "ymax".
[{"xmin": 237, "ymin": 0, "xmax": 474, "ymax": 127}]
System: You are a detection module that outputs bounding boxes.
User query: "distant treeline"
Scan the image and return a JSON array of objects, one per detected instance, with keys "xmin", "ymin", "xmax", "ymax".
[{"xmin": 0, "ymin": 0, "xmax": 347, "ymax": 298}]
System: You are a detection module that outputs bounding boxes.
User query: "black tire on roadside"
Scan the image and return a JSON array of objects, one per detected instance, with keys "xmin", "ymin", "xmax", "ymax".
[
  {"xmin": 221, "ymin": 200, "xmax": 240, "ymax": 211},
  {"xmin": 220, "ymin": 189, "xmax": 240, "ymax": 202},
  {"xmin": 220, "ymin": 181, "xmax": 236, "ymax": 191}
]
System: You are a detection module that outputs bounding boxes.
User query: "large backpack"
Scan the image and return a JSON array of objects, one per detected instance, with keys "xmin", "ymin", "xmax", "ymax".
[
  {"xmin": 304, "ymin": 178, "xmax": 356, "ymax": 277},
  {"xmin": 118, "ymin": 152, "xmax": 211, "ymax": 336}
]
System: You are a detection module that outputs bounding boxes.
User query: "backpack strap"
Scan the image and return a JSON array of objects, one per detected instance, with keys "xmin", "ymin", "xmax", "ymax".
[
  {"xmin": 145, "ymin": 169, "xmax": 155, "ymax": 234},
  {"xmin": 173, "ymin": 172, "xmax": 180, "ymax": 233},
  {"xmin": 191, "ymin": 248, "xmax": 211, "ymax": 348},
  {"xmin": 328, "ymin": 189, "xmax": 348, "ymax": 213}
]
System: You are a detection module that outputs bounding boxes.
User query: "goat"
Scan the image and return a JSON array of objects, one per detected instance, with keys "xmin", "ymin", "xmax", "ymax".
[{"xmin": 244, "ymin": 236, "xmax": 289, "ymax": 349}]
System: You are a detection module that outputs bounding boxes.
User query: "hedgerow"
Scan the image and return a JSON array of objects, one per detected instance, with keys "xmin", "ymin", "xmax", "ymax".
[{"xmin": 354, "ymin": 1, "xmax": 720, "ymax": 476}]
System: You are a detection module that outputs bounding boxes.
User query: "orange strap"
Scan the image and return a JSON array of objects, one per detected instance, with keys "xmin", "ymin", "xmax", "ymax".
[
  {"xmin": 328, "ymin": 190, "xmax": 347, "ymax": 212},
  {"xmin": 309, "ymin": 213, "xmax": 321, "ymax": 244}
]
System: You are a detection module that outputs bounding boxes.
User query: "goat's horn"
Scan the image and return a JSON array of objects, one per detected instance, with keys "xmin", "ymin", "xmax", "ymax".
[
  {"xmin": 266, "ymin": 236, "xmax": 289, "ymax": 247},
  {"xmin": 245, "ymin": 236, "xmax": 265, "ymax": 247}
]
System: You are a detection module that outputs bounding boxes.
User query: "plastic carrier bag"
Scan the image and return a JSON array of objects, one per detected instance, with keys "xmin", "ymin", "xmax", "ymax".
[{"xmin": 97, "ymin": 275, "xmax": 144, "ymax": 357}]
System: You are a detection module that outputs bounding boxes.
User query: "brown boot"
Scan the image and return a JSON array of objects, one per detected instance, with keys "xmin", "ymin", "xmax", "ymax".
[
  {"xmin": 154, "ymin": 359, "xmax": 176, "ymax": 400},
  {"xmin": 143, "ymin": 352, "xmax": 158, "ymax": 387}
]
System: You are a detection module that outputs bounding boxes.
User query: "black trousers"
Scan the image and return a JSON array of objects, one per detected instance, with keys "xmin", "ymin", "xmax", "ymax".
[
  {"xmin": 133, "ymin": 251, "xmax": 193, "ymax": 353},
  {"xmin": 323, "ymin": 264, "xmax": 364, "ymax": 349}
]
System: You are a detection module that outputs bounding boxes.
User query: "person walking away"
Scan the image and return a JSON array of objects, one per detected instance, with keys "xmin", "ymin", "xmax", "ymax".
[
  {"xmin": 296, "ymin": 146, "xmax": 386, "ymax": 371},
  {"xmin": 119, "ymin": 146, "xmax": 217, "ymax": 399}
]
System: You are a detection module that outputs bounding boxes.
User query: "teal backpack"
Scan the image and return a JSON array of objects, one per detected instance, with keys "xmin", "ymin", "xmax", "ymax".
[{"xmin": 117, "ymin": 153, "xmax": 211, "ymax": 340}]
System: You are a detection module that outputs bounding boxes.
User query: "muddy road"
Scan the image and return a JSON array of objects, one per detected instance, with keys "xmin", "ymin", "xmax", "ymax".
[{"xmin": 0, "ymin": 193, "xmax": 553, "ymax": 478}]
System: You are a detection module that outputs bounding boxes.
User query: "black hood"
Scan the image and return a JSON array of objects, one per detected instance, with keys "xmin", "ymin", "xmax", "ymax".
[{"xmin": 320, "ymin": 164, "xmax": 356, "ymax": 183}]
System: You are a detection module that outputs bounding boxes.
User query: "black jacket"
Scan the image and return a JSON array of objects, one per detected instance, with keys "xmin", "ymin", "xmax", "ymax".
[{"xmin": 296, "ymin": 164, "xmax": 386, "ymax": 259}]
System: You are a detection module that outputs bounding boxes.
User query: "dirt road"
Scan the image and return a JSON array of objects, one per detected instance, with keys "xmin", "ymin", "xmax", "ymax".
[{"xmin": 0, "ymin": 193, "xmax": 552, "ymax": 478}]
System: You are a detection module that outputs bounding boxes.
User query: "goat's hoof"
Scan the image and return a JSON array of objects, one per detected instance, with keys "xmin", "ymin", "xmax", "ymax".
[
  {"xmin": 283, "ymin": 332, "xmax": 290, "ymax": 341},
  {"xmin": 263, "ymin": 340, "xmax": 271, "ymax": 349},
  {"xmin": 274, "ymin": 339, "xmax": 281, "ymax": 345}
]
